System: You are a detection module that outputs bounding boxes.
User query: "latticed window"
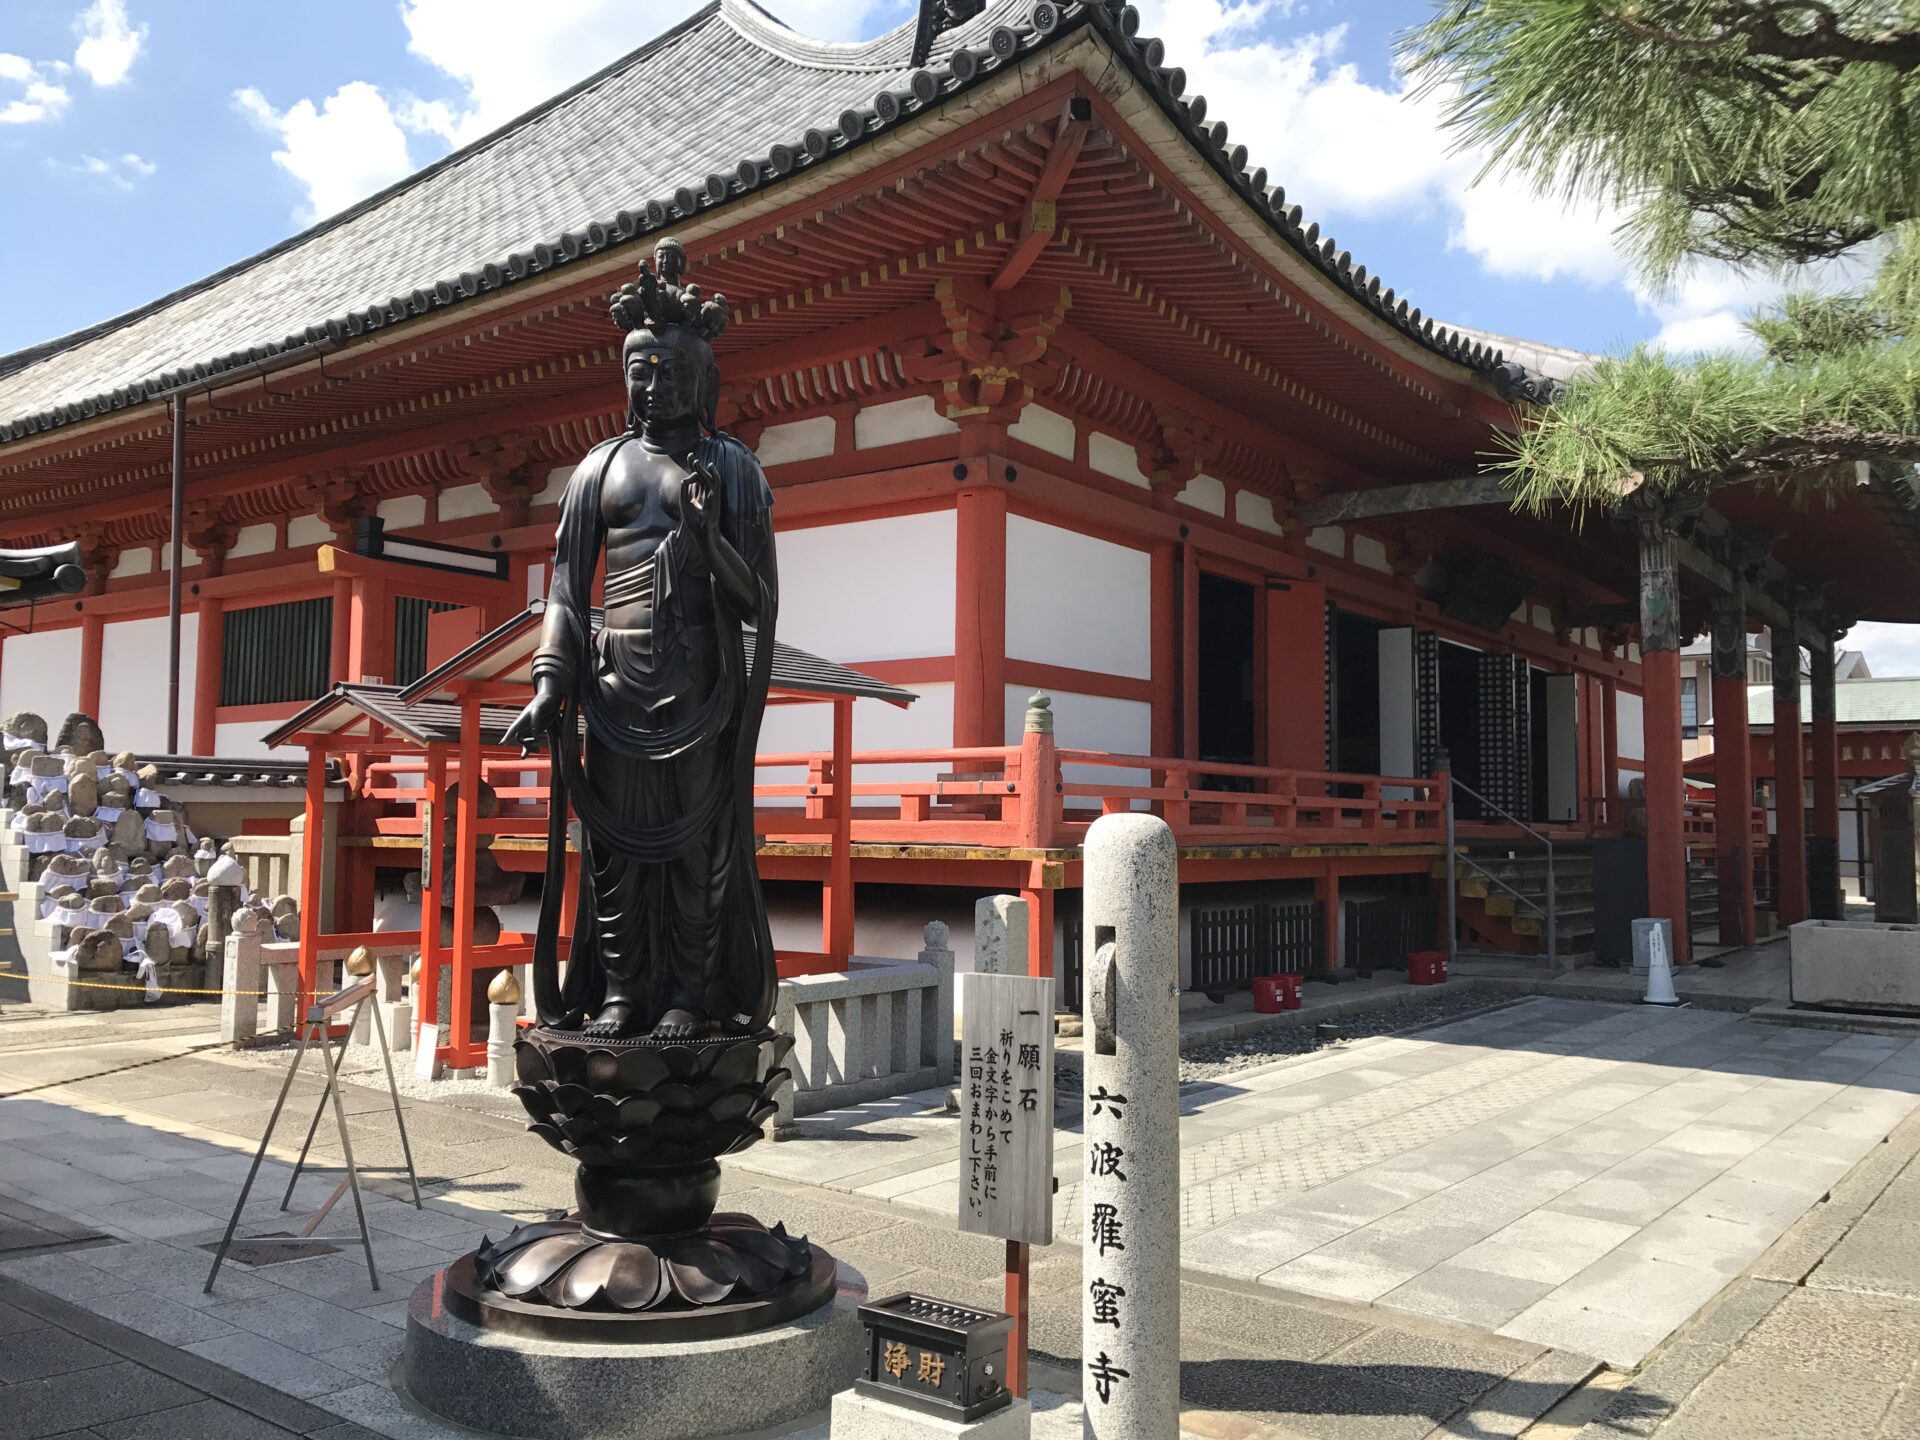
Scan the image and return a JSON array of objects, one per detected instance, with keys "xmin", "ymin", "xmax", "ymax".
[
  {"xmin": 1681, "ymin": 676, "xmax": 1700, "ymax": 739},
  {"xmin": 220, "ymin": 598, "xmax": 333, "ymax": 706},
  {"xmin": 393, "ymin": 597, "xmax": 461, "ymax": 685}
]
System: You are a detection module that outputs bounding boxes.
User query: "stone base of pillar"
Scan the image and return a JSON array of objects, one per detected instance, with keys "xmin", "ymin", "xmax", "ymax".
[{"xmin": 830, "ymin": 1390, "xmax": 1031, "ymax": 1438}]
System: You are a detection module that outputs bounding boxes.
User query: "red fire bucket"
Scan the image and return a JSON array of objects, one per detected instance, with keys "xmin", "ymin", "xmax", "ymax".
[
  {"xmin": 1408, "ymin": 950, "xmax": 1448, "ymax": 985},
  {"xmin": 1252, "ymin": 975, "xmax": 1286, "ymax": 1013}
]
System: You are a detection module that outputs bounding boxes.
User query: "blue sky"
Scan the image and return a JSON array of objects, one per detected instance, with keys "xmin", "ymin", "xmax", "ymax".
[{"xmin": 3, "ymin": 0, "xmax": 1914, "ymax": 669}]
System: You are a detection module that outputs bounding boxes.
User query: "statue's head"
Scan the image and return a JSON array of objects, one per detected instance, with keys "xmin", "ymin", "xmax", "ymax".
[
  {"xmin": 608, "ymin": 237, "xmax": 729, "ymax": 435},
  {"xmin": 622, "ymin": 324, "xmax": 715, "ymax": 432}
]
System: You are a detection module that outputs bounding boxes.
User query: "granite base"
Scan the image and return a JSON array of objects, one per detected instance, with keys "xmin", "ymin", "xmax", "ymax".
[
  {"xmin": 401, "ymin": 1261, "xmax": 868, "ymax": 1440},
  {"xmin": 831, "ymin": 1389, "xmax": 1031, "ymax": 1438}
]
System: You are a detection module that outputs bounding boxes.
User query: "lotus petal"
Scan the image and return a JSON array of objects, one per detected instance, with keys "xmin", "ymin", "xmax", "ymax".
[
  {"xmin": 586, "ymin": 1095, "xmax": 622, "ymax": 1129},
  {"xmin": 548, "ymin": 1046, "xmax": 587, "ymax": 1086},
  {"xmin": 711, "ymin": 1091, "xmax": 756, "ymax": 1124},
  {"xmin": 688, "ymin": 1079, "xmax": 727, "ymax": 1110},
  {"xmin": 727, "ymin": 1243, "xmax": 785, "ymax": 1293},
  {"xmin": 618, "ymin": 1048, "xmax": 671, "ymax": 1089},
  {"xmin": 559, "ymin": 1116, "xmax": 598, "ymax": 1143},
  {"xmin": 513, "ymin": 1044, "xmax": 552, "ymax": 1085},
  {"xmin": 660, "ymin": 1046, "xmax": 696, "ymax": 1080},
  {"xmin": 555, "ymin": 1243, "xmax": 622, "ymax": 1308},
  {"xmin": 768, "ymin": 1033, "xmax": 797, "ymax": 1067},
  {"xmin": 605, "ymin": 1243, "xmax": 670, "ymax": 1310},
  {"xmin": 615, "ymin": 1094, "xmax": 661, "ymax": 1129},
  {"xmin": 710, "ymin": 1044, "xmax": 762, "ymax": 1088},
  {"xmin": 526, "ymin": 1121, "xmax": 567, "ymax": 1150},
  {"xmin": 652, "ymin": 1081, "xmax": 696, "ymax": 1114},
  {"xmin": 747, "ymin": 1101, "xmax": 779, "ymax": 1127},
  {"xmin": 652, "ymin": 1112, "xmax": 702, "ymax": 1145},
  {"xmin": 549, "ymin": 1082, "xmax": 592, "ymax": 1116},
  {"xmin": 496, "ymin": 1233, "xmax": 594, "ymax": 1296},
  {"xmin": 665, "ymin": 1240, "xmax": 740, "ymax": 1305},
  {"xmin": 584, "ymin": 1049, "xmax": 622, "ymax": 1090}
]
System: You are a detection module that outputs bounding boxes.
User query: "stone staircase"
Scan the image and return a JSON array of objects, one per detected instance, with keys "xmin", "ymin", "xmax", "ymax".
[
  {"xmin": 1688, "ymin": 850, "xmax": 1722, "ymax": 947},
  {"xmin": 1436, "ymin": 841, "xmax": 1595, "ymax": 970}
]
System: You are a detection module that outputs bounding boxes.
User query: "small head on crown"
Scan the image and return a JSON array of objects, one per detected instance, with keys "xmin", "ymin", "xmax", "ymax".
[{"xmin": 608, "ymin": 238, "xmax": 730, "ymax": 436}]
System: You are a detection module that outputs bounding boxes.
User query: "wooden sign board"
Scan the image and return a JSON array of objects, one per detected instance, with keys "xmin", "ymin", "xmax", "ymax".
[{"xmin": 957, "ymin": 972, "xmax": 1054, "ymax": 1246}]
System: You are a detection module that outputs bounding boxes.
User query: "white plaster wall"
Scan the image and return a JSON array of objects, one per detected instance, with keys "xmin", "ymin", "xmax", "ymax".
[
  {"xmin": 378, "ymin": 494, "xmax": 427, "ymax": 530},
  {"xmin": 1086, "ymin": 433, "xmax": 1149, "ymax": 488},
  {"xmin": 1353, "ymin": 535, "xmax": 1391, "ymax": 574},
  {"xmin": 110, "ymin": 549, "xmax": 152, "ymax": 579},
  {"xmin": 755, "ymin": 683, "xmax": 957, "ymax": 803},
  {"xmin": 98, "ymin": 613, "xmax": 198, "ymax": 754},
  {"xmin": 776, "ymin": 511, "xmax": 956, "ymax": 664},
  {"xmin": 159, "ymin": 543, "xmax": 200, "ymax": 572},
  {"xmin": 854, "ymin": 396, "xmax": 957, "ymax": 450},
  {"xmin": 1005, "ymin": 685, "xmax": 1151, "ymax": 791},
  {"xmin": 1531, "ymin": 603, "xmax": 1553, "ymax": 632},
  {"xmin": 1307, "ymin": 526, "xmax": 1345, "ymax": 556},
  {"xmin": 1236, "ymin": 493, "xmax": 1284, "ymax": 535},
  {"xmin": 229, "ymin": 524, "xmax": 275, "ymax": 561},
  {"xmin": 287, "ymin": 515, "xmax": 332, "ymax": 549},
  {"xmin": 756, "ymin": 415, "xmax": 837, "ymax": 466},
  {"xmin": 0, "ymin": 628, "xmax": 82, "ymax": 728},
  {"xmin": 438, "ymin": 482, "xmax": 493, "ymax": 521},
  {"xmin": 1617, "ymin": 689, "xmax": 1647, "ymax": 766},
  {"xmin": 1177, "ymin": 474, "xmax": 1226, "ymax": 517},
  {"xmin": 1008, "ymin": 406, "xmax": 1073, "ymax": 459},
  {"xmin": 1378, "ymin": 629, "xmax": 1415, "ymax": 793},
  {"xmin": 526, "ymin": 563, "xmax": 548, "ymax": 604},
  {"xmin": 214, "ymin": 719, "xmax": 283, "ymax": 758},
  {"xmin": 536, "ymin": 465, "xmax": 572, "ymax": 504},
  {"xmin": 1004, "ymin": 516, "xmax": 1151, "ymax": 680}
]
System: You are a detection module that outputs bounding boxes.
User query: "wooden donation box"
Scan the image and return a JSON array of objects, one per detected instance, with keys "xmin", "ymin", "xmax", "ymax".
[{"xmin": 855, "ymin": 1293, "xmax": 1015, "ymax": 1421}]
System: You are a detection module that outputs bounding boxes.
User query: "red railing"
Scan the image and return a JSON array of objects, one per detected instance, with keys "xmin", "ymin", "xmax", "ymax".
[{"xmin": 1683, "ymin": 796, "xmax": 1768, "ymax": 847}]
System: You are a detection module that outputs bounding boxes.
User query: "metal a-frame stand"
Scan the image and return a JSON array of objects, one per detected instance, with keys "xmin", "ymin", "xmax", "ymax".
[{"xmin": 204, "ymin": 973, "xmax": 422, "ymax": 1294}]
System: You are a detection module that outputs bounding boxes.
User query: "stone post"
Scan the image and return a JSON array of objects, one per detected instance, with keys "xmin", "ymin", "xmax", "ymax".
[
  {"xmin": 974, "ymin": 895, "xmax": 1027, "ymax": 977},
  {"xmin": 919, "ymin": 920, "xmax": 956, "ymax": 1087},
  {"xmin": 771, "ymin": 981, "xmax": 798, "ymax": 1133},
  {"xmin": 487, "ymin": 970, "xmax": 520, "ymax": 1087},
  {"xmin": 220, "ymin": 926, "xmax": 262, "ymax": 1044},
  {"xmin": 377, "ymin": 953, "xmax": 411, "ymax": 1055},
  {"xmin": 264, "ymin": 954, "xmax": 300, "ymax": 1034},
  {"xmin": 204, "ymin": 851, "xmax": 244, "ymax": 990},
  {"xmin": 1081, "ymin": 813, "xmax": 1179, "ymax": 1439}
]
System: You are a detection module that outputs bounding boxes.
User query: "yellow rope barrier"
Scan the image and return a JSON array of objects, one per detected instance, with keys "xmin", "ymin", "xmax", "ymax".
[{"xmin": 0, "ymin": 963, "xmax": 266, "ymax": 998}]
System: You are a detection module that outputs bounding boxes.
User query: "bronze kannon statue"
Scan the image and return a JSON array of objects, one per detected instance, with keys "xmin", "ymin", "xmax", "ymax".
[
  {"xmin": 505, "ymin": 237, "xmax": 780, "ymax": 1043},
  {"xmin": 459, "ymin": 242, "xmax": 827, "ymax": 1338}
]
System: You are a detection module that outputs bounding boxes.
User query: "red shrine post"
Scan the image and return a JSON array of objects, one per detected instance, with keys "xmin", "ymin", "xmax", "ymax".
[
  {"xmin": 1711, "ymin": 595, "xmax": 1758, "ymax": 946},
  {"xmin": 1773, "ymin": 624, "xmax": 1810, "ymax": 926},
  {"xmin": 1808, "ymin": 625, "xmax": 1845, "ymax": 919}
]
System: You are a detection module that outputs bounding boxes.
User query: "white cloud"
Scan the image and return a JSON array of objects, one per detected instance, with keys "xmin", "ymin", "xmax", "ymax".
[
  {"xmin": 52, "ymin": 150, "xmax": 155, "ymax": 190},
  {"xmin": 73, "ymin": 0, "xmax": 146, "ymax": 88},
  {"xmin": 1849, "ymin": 623, "xmax": 1920, "ymax": 679},
  {"xmin": 235, "ymin": 82, "xmax": 415, "ymax": 223},
  {"xmin": 0, "ymin": 53, "xmax": 71, "ymax": 125}
]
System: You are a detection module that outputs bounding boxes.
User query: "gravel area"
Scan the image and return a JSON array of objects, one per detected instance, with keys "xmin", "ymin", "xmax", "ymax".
[{"xmin": 1174, "ymin": 988, "xmax": 1519, "ymax": 1083}]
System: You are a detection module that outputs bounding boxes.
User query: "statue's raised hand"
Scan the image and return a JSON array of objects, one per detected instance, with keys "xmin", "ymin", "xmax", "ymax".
[
  {"xmin": 684, "ymin": 458, "xmax": 723, "ymax": 537},
  {"xmin": 503, "ymin": 682, "xmax": 563, "ymax": 755}
]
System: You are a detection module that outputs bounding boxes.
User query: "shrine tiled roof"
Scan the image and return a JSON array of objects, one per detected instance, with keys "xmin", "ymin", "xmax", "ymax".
[
  {"xmin": 0, "ymin": 0, "xmax": 1537, "ymax": 444},
  {"xmin": 1746, "ymin": 679, "xmax": 1920, "ymax": 729}
]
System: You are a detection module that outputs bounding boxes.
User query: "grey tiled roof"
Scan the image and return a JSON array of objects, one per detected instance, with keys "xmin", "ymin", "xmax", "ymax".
[
  {"xmin": 0, "ymin": 0, "xmax": 1530, "ymax": 444},
  {"xmin": 1747, "ymin": 678, "xmax": 1920, "ymax": 728}
]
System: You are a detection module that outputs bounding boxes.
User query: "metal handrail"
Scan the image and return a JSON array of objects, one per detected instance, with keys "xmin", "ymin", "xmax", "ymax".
[{"xmin": 1446, "ymin": 774, "xmax": 1557, "ymax": 967}]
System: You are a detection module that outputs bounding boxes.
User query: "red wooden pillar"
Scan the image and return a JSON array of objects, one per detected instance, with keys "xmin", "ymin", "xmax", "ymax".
[
  {"xmin": 1180, "ymin": 547, "xmax": 1200, "ymax": 761},
  {"xmin": 347, "ymin": 576, "xmax": 392, "ymax": 685},
  {"xmin": 1601, "ymin": 675, "xmax": 1620, "ymax": 831},
  {"xmin": 1150, "ymin": 543, "xmax": 1177, "ymax": 758},
  {"xmin": 822, "ymin": 696, "xmax": 854, "ymax": 966},
  {"xmin": 1773, "ymin": 626, "xmax": 1809, "ymax": 926},
  {"xmin": 953, "ymin": 487, "xmax": 1007, "ymax": 747},
  {"xmin": 192, "ymin": 597, "xmax": 222, "ymax": 755},
  {"xmin": 77, "ymin": 613, "xmax": 104, "ymax": 719},
  {"xmin": 1809, "ymin": 637, "xmax": 1843, "ymax": 919},
  {"xmin": 451, "ymin": 695, "xmax": 482, "ymax": 1066},
  {"xmin": 1314, "ymin": 870, "xmax": 1341, "ymax": 973},
  {"xmin": 297, "ymin": 747, "xmax": 327, "ymax": 1007},
  {"xmin": 328, "ymin": 576, "xmax": 353, "ymax": 687},
  {"xmin": 1021, "ymin": 884, "xmax": 1055, "ymax": 979},
  {"xmin": 417, "ymin": 746, "xmax": 446, "ymax": 1048},
  {"xmin": 1710, "ymin": 599, "xmax": 1757, "ymax": 946},
  {"xmin": 1636, "ymin": 511, "xmax": 1690, "ymax": 961}
]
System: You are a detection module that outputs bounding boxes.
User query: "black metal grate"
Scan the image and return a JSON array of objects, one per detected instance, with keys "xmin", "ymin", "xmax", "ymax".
[
  {"xmin": 1345, "ymin": 894, "xmax": 1439, "ymax": 974},
  {"xmin": 1415, "ymin": 630, "xmax": 1441, "ymax": 776},
  {"xmin": 392, "ymin": 597, "xmax": 461, "ymax": 686},
  {"xmin": 220, "ymin": 597, "xmax": 333, "ymax": 707},
  {"xmin": 1060, "ymin": 911, "xmax": 1083, "ymax": 1013},
  {"xmin": 1190, "ymin": 901, "xmax": 1324, "ymax": 993}
]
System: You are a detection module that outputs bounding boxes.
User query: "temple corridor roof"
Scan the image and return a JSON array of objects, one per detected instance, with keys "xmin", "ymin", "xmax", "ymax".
[{"xmin": 0, "ymin": 0, "xmax": 1526, "ymax": 444}]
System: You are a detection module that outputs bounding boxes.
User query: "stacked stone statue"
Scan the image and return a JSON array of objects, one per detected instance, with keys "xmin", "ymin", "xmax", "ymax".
[
  {"xmin": 402, "ymin": 239, "xmax": 865, "ymax": 1440},
  {"xmin": 0, "ymin": 709, "xmax": 299, "ymax": 1005}
]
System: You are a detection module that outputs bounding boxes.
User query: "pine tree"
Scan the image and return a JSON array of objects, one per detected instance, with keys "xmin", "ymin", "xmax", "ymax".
[{"xmin": 1400, "ymin": 1, "xmax": 1920, "ymax": 509}]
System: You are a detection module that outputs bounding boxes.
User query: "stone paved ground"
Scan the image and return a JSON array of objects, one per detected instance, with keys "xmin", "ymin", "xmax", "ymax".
[
  {"xmin": 0, "ymin": 1002, "xmax": 1599, "ymax": 1440},
  {"xmin": 732, "ymin": 995, "xmax": 1920, "ymax": 1367}
]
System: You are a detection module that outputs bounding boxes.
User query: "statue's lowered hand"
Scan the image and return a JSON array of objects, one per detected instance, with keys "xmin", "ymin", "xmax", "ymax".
[{"xmin": 504, "ymin": 687, "xmax": 562, "ymax": 755}]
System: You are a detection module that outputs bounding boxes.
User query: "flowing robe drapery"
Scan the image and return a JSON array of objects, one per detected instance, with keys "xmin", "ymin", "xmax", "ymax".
[{"xmin": 527, "ymin": 432, "xmax": 778, "ymax": 1033}]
